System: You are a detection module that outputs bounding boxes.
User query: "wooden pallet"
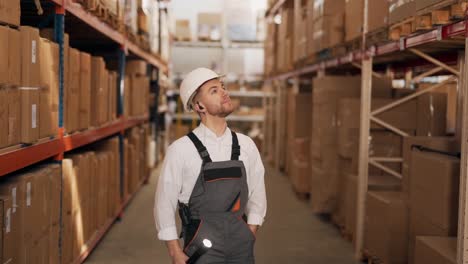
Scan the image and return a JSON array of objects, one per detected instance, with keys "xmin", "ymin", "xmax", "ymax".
[{"xmin": 389, "ymin": 0, "xmax": 467, "ymax": 40}]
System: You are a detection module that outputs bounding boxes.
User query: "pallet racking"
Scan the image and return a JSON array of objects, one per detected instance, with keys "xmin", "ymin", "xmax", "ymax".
[{"xmin": 264, "ymin": 0, "xmax": 468, "ymax": 263}]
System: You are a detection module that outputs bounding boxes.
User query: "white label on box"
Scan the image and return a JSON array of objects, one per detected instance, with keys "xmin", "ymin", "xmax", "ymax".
[
  {"xmin": 5, "ymin": 208, "xmax": 11, "ymax": 233},
  {"xmin": 12, "ymin": 187, "xmax": 16, "ymax": 213},
  {"xmin": 26, "ymin": 182, "xmax": 31, "ymax": 207},
  {"xmin": 32, "ymin": 40, "xmax": 37, "ymax": 64},
  {"xmin": 32, "ymin": 104, "xmax": 37, "ymax": 128}
]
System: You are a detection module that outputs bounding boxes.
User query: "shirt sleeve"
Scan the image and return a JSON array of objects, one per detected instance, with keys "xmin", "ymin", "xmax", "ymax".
[
  {"xmin": 245, "ymin": 140, "xmax": 267, "ymax": 226},
  {"xmin": 154, "ymin": 144, "xmax": 182, "ymax": 241}
]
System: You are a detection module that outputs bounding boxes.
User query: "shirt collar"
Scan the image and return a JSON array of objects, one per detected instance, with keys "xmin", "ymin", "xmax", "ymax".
[{"xmin": 196, "ymin": 122, "xmax": 231, "ymax": 143}]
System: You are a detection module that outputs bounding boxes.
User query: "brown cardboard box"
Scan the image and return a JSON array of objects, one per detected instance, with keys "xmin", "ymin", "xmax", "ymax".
[
  {"xmin": 197, "ymin": 13, "xmax": 222, "ymax": 41},
  {"xmin": 410, "ymin": 150, "xmax": 459, "ymax": 230},
  {"xmin": 0, "ymin": 181, "xmax": 22, "ymax": 264},
  {"xmin": 345, "ymin": 173, "xmax": 401, "ymax": 239},
  {"xmin": 67, "ymin": 48, "xmax": 81, "ymax": 133},
  {"xmin": 416, "ymin": 92, "xmax": 447, "ymax": 136},
  {"xmin": 293, "ymin": 0, "xmax": 308, "ymax": 63},
  {"xmin": 91, "ymin": 57, "xmax": 106, "ymax": 127},
  {"xmin": 311, "ymin": 15, "xmax": 344, "ymax": 52},
  {"xmin": 49, "ymin": 223, "xmax": 60, "ymax": 264},
  {"xmin": 79, "ymin": 52, "xmax": 92, "ymax": 130},
  {"xmin": 402, "ymin": 136, "xmax": 458, "ymax": 194},
  {"xmin": 39, "ymin": 39, "xmax": 59, "ymax": 138},
  {"xmin": 8, "ymin": 28, "xmax": 21, "ymax": 86},
  {"xmin": 175, "ymin": 20, "xmax": 191, "ymax": 40},
  {"xmin": 108, "ymin": 72, "xmax": 117, "ymax": 121},
  {"xmin": 409, "ymin": 150, "xmax": 460, "ymax": 262},
  {"xmin": 313, "ymin": 0, "xmax": 345, "ymax": 18},
  {"xmin": 290, "ymin": 138, "xmax": 311, "ymax": 194},
  {"xmin": 20, "ymin": 26, "xmax": 41, "ymax": 88},
  {"xmin": 414, "ymin": 236, "xmax": 456, "ymax": 264},
  {"xmin": 345, "ymin": 0, "xmax": 389, "ymax": 41},
  {"xmin": 20, "ymin": 88, "xmax": 40, "ymax": 143},
  {"xmin": 0, "ymin": 89, "xmax": 7, "ymax": 148},
  {"xmin": 419, "ymin": 82, "xmax": 457, "ymax": 134},
  {"xmin": 0, "ymin": 0, "xmax": 20, "ymax": 26},
  {"xmin": 6, "ymin": 88, "xmax": 20, "ymax": 146},
  {"xmin": 126, "ymin": 60, "xmax": 147, "ymax": 77},
  {"xmin": 0, "ymin": 27, "xmax": 8, "ymax": 85},
  {"xmin": 101, "ymin": 69, "xmax": 110, "ymax": 125},
  {"xmin": 365, "ymin": 191, "xmax": 408, "ymax": 264},
  {"xmin": 1, "ymin": 196, "xmax": 14, "ymax": 264},
  {"xmin": 389, "ymin": 0, "xmax": 416, "ymax": 24}
]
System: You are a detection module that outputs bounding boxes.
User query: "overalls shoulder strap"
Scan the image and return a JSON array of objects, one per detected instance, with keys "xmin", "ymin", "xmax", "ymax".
[
  {"xmin": 187, "ymin": 132, "xmax": 212, "ymax": 163},
  {"xmin": 231, "ymin": 131, "xmax": 240, "ymax": 161}
]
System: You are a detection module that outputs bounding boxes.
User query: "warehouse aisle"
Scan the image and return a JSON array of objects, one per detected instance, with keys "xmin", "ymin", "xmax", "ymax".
[{"xmin": 85, "ymin": 164, "xmax": 362, "ymax": 264}]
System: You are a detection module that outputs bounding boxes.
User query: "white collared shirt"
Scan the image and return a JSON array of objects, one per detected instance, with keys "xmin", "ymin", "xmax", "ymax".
[{"xmin": 154, "ymin": 123, "xmax": 267, "ymax": 241}]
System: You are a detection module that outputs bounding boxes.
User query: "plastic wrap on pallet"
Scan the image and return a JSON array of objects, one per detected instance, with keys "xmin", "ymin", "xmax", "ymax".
[{"xmin": 389, "ymin": 0, "xmax": 416, "ymax": 24}]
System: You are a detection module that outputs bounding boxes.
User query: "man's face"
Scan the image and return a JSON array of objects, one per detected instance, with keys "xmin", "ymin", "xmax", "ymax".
[{"xmin": 193, "ymin": 78, "xmax": 234, "ymax": 117}]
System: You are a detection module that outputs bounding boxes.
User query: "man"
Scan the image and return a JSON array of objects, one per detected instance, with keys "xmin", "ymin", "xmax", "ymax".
[{"xmin": 154, "ymin": 68, "xmax": 267, "ymax": 264}]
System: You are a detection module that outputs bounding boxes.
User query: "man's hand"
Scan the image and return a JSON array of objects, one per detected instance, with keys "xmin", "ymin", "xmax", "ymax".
[
  {"xmin": 248, "ymin": 225, "xmax": 258, "ymax": 237},
  {"xmin": 166, "ymin": 240, "xmax": 189, "ymax": 264},
  {"xmin": 171, "ymin": 250, "xmax": 189, "ymax": 264}
]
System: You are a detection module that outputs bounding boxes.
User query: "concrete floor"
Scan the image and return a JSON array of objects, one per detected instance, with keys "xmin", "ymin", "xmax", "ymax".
[{"xmin": 85, "ymin": 165, "xmax": 363, "ymax": 264}]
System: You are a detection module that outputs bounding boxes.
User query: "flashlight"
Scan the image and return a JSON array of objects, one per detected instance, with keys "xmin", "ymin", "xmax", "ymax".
[{"xmin": 186, "ymin": 239, "xmax": 212, "ymax": 264}]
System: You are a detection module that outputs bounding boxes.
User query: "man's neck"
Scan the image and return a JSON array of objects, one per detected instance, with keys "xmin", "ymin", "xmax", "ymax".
[{"xmin": 201, "ymin": 116, "xmax": 227, "ymax": 137}]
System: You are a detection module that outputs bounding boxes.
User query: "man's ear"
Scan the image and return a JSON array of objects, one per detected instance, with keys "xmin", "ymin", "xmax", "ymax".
[{"xmin": 194, "ymin": 101, "xmax": 206, "ymax": 114}]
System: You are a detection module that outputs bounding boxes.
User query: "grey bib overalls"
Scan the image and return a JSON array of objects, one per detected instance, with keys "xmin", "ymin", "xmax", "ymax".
[{"xmin": 179, "ymin": 131, "xmax": 256, "ymax": 263}]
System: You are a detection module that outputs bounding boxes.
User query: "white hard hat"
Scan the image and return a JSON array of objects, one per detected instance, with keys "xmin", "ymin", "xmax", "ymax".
[{"xmin": 180, "ymin": 67, "xmax": 224, "ymax": 112}]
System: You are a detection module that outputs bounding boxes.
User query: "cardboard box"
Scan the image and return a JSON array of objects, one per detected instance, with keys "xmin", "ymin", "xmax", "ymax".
[
  {"xmin": 108, "ymin": 72, "xmax": 117, "ymax": 121},
  {"xmin": 420, "ymin": 82, "xmax": 457, "ymax": 134},
  {"xmin": 20, "ymin": 26, "xmax": 41, "ymax": 88},
  {"xmin": 402, "ymin": 136, "xmax": 458, "ymax": 194},
  {"xmin": 79, "ymin": 52, "xmax": 92, "ymax": 130},
  {"xmin": 0, "ymin": 27, "xmax": 8, "ymax": 85},
  {"xmin": 345, "ymin": 173, "xmax": 401, "ymax": 238},
  {"xmin": 0, "ymin": 181, "xmax": 23, "ymax": 264},
  {"xmin": 293, "ymin": 0, "xmax": 308, "ymax": 63},
  {"xmin": 6, "ymin": 88, "xmax": 21, "ymax": 146},
  {"xmin": 345, "ymin": 0, "xmax": 389, "ymax": 41},
  {"xmin": 389, "ymin": 0, "xmax": 416, "ymax": 24},
  {"xmin": 49, "ymin": 224, "xmax": 60, "ymax": 264},
  {"xmin": 1, "ymin": 196, "xmax": 14, "ymax": 264},
  {"xmin": 198, "ymin": 13, "xmax": 222, "ymax": 41},
  {"xmin": 409, "ymin": 149, "xmax": 460, "ymax": 262},
  {"xmin": 8, "ymin": 28, "xmax": 21, "ymax": 86},
  {"xmin": 414, "ymin": 236, "xmax": 456, "ymax": 264},
  {"xmin": 175, "ymin": 19, "xmax": 191, "ymax": 40},
  {"xmin": 311, "ymin": 14, "xmax": 344, "ymax": 52},
  {"xmin": 0, "ymin": 89, "xmax": 7, "ymax": 148},
  {"xmin": 410, "ymin": 149, "xmax": 459, "ymax": 230},
  {"xmin": 290, "ymin": 138, "xmax": 311, "ymax": 194},
  {"xmin": 66, "ymin": 48, "xmax": 81, "ymax": 133},
  {"xmin": 365, "ymin": 191, "xmax": 408, "ymax": 264},
  {"xmin": 101, "ymin": 69, "xmax": 110, "ymax": 125},
  {"xmin": 39, "ymin": 39, "xmax": 59, "ymax": 138},
  {"xmin": 91, "ymin": 57, "xmax": 106, "ymax": 127},
  {"xmin": 415, "ymin": 0, "xmax": 447, "ymax": 11},
  {"xmin": 0, "ymin": 0, "xmax": 20, "ymax": 26},
  {"xmin": 126, "ymin": 60, "xmax": 147, "ymax": 77},
  {"xmin": 20, "ymin": 88, "xmax": 40, "ymax": 143},
  {"xmin": 313, "ymin": 0, "xmax": 345, "ymax": 18}
]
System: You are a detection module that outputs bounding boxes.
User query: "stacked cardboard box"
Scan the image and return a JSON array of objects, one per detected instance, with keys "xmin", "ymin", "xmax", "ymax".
[
  {"xmin": 264, "ymin": 22, "xmax": 277, "ymax": 76},
  {"xmin": 39, "ymin": 39, "xmax": 59, "ymax": 139},
  {"xmin": 62, "ymin": 137, "xmax": 121, "ymax": 264},
  {"xmin": 414, "ymin": 236, "xmax": 456, "ymax": 264},
  {"xmin": 286, "ymin": 90, "xmax": 312, "ymax": 193},
  {"xmin": 0, "ymin": 0, "xmax": 20, "ymax": 26},
  {"xmin": 90, "ymin": 57, "xmax": 117, "ymax": 127},
  {"xmin": 277, "ymin": 1, "xmax": 294, "ymax": 72},
  {"xmin": 345, "ymin": 0, "xmax": 389, "ymax": 42},
  {"xmin": 126, "ymin": 60, "xmax": 150, "ymax": 117},
  {"xmin": 293, "ymin": 0, "xmax": 308, "ymax": 63},
  {"xmin": 310, "ymin": 76, "xmax": 393, "ymax": 214},
  {"xmin": 175, "ymin": 20, "xmax": 191, "ymax": 41},
  {"xmin": 365, "ymin": 191, "xmax": 408, "ymax": 264},
  {"xmin": 124, "ymin": 125, "xmax": 151, "ymax": 199},
  {"xmin": 419, "ymin": 82, "xmax": 457, "ymax": 135},
  {"xmin": 408, "ymin": 149, "xmax": 460, "ymax": 263},
  {"xmin": 0, "ymin": 164, "xmax": 61, "ymax": 264},
  {"xmin": 309, "ymin": 0, "xmax": 345, "ymax": 53},
  {"xmin": 198, "ymin": 13, "xmax": 222, "ymax": 41}
]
